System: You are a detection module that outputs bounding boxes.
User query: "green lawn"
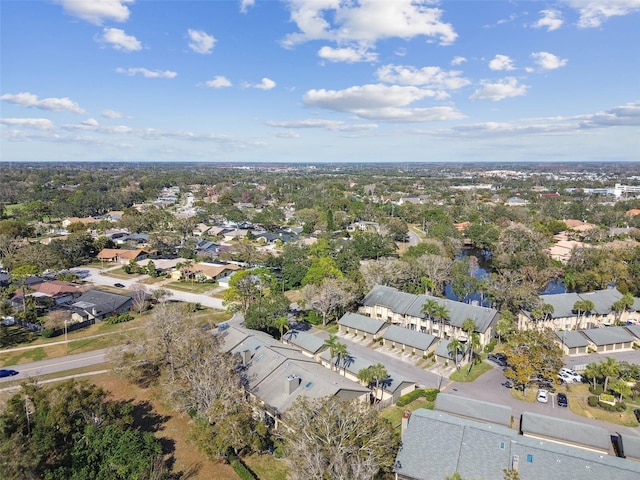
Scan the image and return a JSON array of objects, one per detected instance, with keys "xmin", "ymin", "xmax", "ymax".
[
  {"xmin": 165, "ymin": 281, "xmax": 217, "ymax": 294},
  {"xmin": 449, "ymin": 361, "xmax": 492, "ymax": 382},
  {"xmin": 381, "ymin": 396, "xmax": 436, "ymax": 431},
  {"xmin": 242, "ymin": 454, "xmax": 288, "ymax": 480}
]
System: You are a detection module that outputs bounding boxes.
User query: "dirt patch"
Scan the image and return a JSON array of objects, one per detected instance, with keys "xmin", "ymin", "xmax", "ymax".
[{"xmin": 91, "ymin": 373, "xmax": 238, "ymax": 480}]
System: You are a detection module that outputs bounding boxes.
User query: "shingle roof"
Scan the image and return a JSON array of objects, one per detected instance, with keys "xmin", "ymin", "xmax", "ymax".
[
  {"xmin": 362, "ymin": 285, "xmax": 499, "ymax": 334},
  {"xmin": 282, "ymin": 329, "xmax": 326, "ymax": 354},
  {"xmin": 556, "ymin": 330, "xmax": 590, "ymax": 348},
  {"xmin": 520, "ymin": 411, "xmax": 612, "ymax": 452},
  {"xmin": 435, "ymin": 392, "xmax": 512, "ymax": 427},
  {"xmin": 337, "ymin": 312, "xmax": 388, "ymax": 335},
  {"xmin": 71, "ymin": 290, "xmax": 131, "ymax": 316},
  {"xmin": 539, "ymin": 289, "xmax": 629, "ymax": 318},
  {"xmin": 434, "ymin": 339, "xmax": 463, "ymax": 362},
  {"xmin": 579, "ymin": 326, "xmax": 635, "ymax": 346},
  {"xmin": 619, "ymin": 432, "xmax": 640, "ymax": 461},
  {"xmin": 625, "ymin": 324, "xmax": 640, "ymax": 340},
  {"xmin": 382, "ymin": 325, "xmax": 436, "ymax": 351},
  {"xmin": 395, "ymin": 407, "xmax": 640, "ymax": 480}
]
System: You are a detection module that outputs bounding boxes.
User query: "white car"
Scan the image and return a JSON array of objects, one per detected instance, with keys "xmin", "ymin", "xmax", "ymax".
[
  {"xmin": 536, "ymin": 389, "xmax": 549, "ymax": 403},
  {"xmin": 559, "ymin": 367, "xmax": 583, "ymax": 383},
  {"xmin": 558, "ymin": 372, "xmax": 575, "ymax": 383}
]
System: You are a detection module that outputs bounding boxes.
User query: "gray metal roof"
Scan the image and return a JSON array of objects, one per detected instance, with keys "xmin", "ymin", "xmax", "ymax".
[
  {"xmin": 282, "ymin": 329, "xmax": 326, "ymax": 354},
  {"xmin": 361, "ymin": 284, "xmax": 417, "ymax": 314},
  {"xmin": 434, "ymin": 339, "xmax": 463, "ymax": 362},
  {"xmin": 394, "ymin": 407, "xmax": 640, "ymax": 480},
  {"xmin": 580, "ymin": 326, "xmax": 635, "ymax": 346},
  {"xmin": 555, "ymin": 330, "xmax": 590, "ymax": 348},
  {"xmin": 619, "ymin": 432, "xmax": 640, "ymax": 461},
  {"xmin": 382, "ymin": 325, "xmax": 436, "ymax": 351},
  {"xmin": 337, "ymin": 312, "xmax": 388, "ymax": 335},
  {"xmin": 435, "ymin": 392, "xmax": 512, "ymax": 427},
  {"xmin": 520, "ymin": 411, "xmax": 612, "ymax": 452},
  {"xmin": 537, "ymin": 292, "xmax": 582, "ymax": 318}
]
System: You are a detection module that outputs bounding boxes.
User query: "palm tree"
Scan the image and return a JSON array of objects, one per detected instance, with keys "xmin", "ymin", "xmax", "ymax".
[
  {"xmin": 573, "ymin": 299, "xmax": 595, "ymax": 330},
  {"xmin": 369, "ymin": 363, "xmax": 388, "ymax": 404},
  {"xmin": 496, "ymin": 311, "xmax": 514, "ymax": 344},
  {"xmin": 434, "ymin": 304, "xmax": 450, "ymax": 340},
  {"xmin": 275, "ymin": 315, "xmax": 290, "ymax": 340},
  {"xmin": 447, "ymin": 338, "xmax": 464, "ymax": 370},
  {"xmin": 334, "ymin": 342, "xmax": 348, "ymax": 376},
  {"xmin": 584, "ymin": 362, "xmax": 601, "ymax": 389},
  {"xmin": 421, "ymin": 299, "xmax": 439, "ymax": 335},
  {"xmin": 357, "ymin": 367, "xmax": 375, "ymax": 403},
  {"xmin": 467, "ymin": 333, "xmax": 481, "ymax": 375},
  {"xmin": 612, "ymin": 293, "xmax": 634, "ymax": 325},
  {"xmin": 600, "ymin": 357, "xmax": 621, "ymax": 392},
  {"xmin": 461, "ymin": 318, "xmax": 476, "ymax": 358},
  {"xmin": 421, "ymin": 277, "xmax": 436, "ymax": 296},
  {"xmin": 323, "ymin": 334, "xmax": 339, "ymax": 371}
]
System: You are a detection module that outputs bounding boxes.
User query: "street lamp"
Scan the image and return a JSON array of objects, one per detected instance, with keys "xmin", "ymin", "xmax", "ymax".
[{"xmin": 64, "ymin": 319, "xmax": 69, "ymax": 354}]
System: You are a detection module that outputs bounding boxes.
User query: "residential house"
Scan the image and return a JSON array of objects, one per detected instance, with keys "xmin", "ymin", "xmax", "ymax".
[
  {"xmin": 69, "ymin": 290, "xmax": 132, "ymax": 323},
  {"xmin": 337, "ymin": 312, "xmax": 388, "ymax": 341},
  {"xmin": 519, "ymin": 289, "xmax": 640, "ymax": 331},
  {"xmin": 394, "ymin": 396, "xmax": 640, "ymax": 480},
  {"xmin": 360, "ymin": 285, "xmax": 499, "ymax": 348},
  {"xmin": 556, "ymin": 330, "xmax": 591, "ymax": 355},
  {"xmin": 171, "ymin": 262, "xmax": 241, "ymax": 282},
  {"xmin": 97, "ymin": 248, "xmax": 150, "ymax": 265},
  {"xmin": 219, "ymin": 326, "xmax": 369, "ymax": 426},
  {"xmin": 20, "ymin": 280, "xmax": 83, "ymax": 306},
  {"xmin": 62, "ymin": 217, "xmax": 101, "ymax": 229},
  {"xmin": 578, "ymin": 327, "xmax": 636, "ymax": 353},
  {"xmin": 281, "ymin": 329, "xmax": 326, "ymax": 359},
  {"xmin": 381, "ymin": 325, "xmax": 438, "ymax": 357}
]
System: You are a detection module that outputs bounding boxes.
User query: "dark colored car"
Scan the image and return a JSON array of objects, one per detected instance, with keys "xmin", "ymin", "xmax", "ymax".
[
  {"xmin": 0, "ymin": 369, "xmax": 19, "ymax": 378},
  {"xmin": 557, "ymin": 393, "xmax": 568, "ymax": 407},
  {"xmin": 114, "ymin": 283, "xmax": 125, "ymax": 288},
  {"xmin": 634, "ymin": 409, "xmax": 640, "ymax": 423},
  {"xmin": 488, "ymin": 353, "xmax": 507, "ymax": 367}
]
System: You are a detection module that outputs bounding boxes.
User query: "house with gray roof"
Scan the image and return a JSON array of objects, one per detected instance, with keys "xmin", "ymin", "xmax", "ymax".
[
  {"xmin": 70, "ymin": 290, "xmax": 132, "ymax": 323},
  {"xmin": 219, "ymin": 326, "xmax": 369, "ymax": 423},
  {"xmin": 520, "ymin": 411, "xmax": 613, "ymax": 454},
  {"xmin": 625, "ymin": 324, "xmax": 640, "ymax": 341},
  {"xmin": 360, "ymin": 285, "xmax": 499, "ymax": 347},
  {"xmin": 556, "ymin": 330, "xmax": 591, "ymax": 355},
  {"xmin": 519, "ymin": 289, "xmax": 640, "ymax": 331},
  {"xmin": 579, "ymin": 326, "xmax": 636, "ymax": 353},
  {"xmin": 282, "ymin": 329, "xmax": 326, "ymax": 358},
  {"xmin": 317, "ymin": 348, "xmax": 415, "ymax": 405},
  {"xmin": 337, "ymin": 312, "xmax": 388, "ymax": 340},
  {"xmin": 382, "ymin": 325, "xmax": 437, "ymax": 357},
  {"xmin": 394, "ymin": 402, "xmax": 640, "ymax": 480},
  {"xmin": 434, "ymin": 339, "xmax": 464, "ymax": 365},
  {"xmin": 435, "ymin": 392, "xmax": 512, "ymax": 427}
]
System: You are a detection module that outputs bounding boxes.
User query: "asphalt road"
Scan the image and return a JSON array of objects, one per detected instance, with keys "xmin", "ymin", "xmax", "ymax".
[{"xmin": 0, "ymin": 348, "xmax": 109, "ymax": 384}]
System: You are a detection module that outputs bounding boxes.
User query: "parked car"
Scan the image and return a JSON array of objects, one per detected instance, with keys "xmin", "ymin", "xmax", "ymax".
[
  {"xmin": 536, "ymin": 389, "xmax": 549, "ymax": 403},
  {"xmin": 557, "ymin": 393, "xmax": 568, "ymax": 407},
  {"xmin": 488, "ymin": 353, "xmax": 507, "ymax": 366},
  {"xmin": 114, "ymin": 283, "xmax": 125, "ymax": 288},
  {"xmin": 502, "ymin": 380, "xmax": 513, "ymax": 388},
  {"xmin": 558, "ymin": 372, "xmax": 575, "ymax": 384},
  {"xmin": 634, "ymin": 409, "xmax": 640, "ymax": 423},
  {"xmin": 0, "ymin": 369, "xmax": 19, "ymax": 378},
  {"xmin": 559, "ymin": 367, "xmax": 583, "ymax": 383}
]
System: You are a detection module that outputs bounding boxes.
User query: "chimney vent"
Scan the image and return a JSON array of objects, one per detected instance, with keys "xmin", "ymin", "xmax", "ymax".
[
  {"xmin": 285, "ymin": 374, "xmax": 301, "ymax": 395},
  {"xmin": 401, "ymin": 411, "xmax": 411, "ymax": 438},
  {"xmin": 241, "ymin": 349, "xmax": 251, "ymax": 365}
]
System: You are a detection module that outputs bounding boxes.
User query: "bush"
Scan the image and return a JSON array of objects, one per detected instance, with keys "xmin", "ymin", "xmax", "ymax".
[
  {"xmin": 589, "ymin": 385, "xmax": 604, "ymax": 395},
  {"xmin": 306, "ymin": 311, "xmax": 322, "ymax": 326},
  {"xmin": 588, "ymin": 396, "xmax": 599, "ymax": 407},
  {"xmin": 396, "ymin": 388, "xmax": 440, "ymax": 407},
  {"xmin": 41, "ymin": 328, "xmax": 54, "ymax": 338},
  {"xmin": 484, "ymin": 339, "xmax": 497, "ymax": 353},
  {"xmin": 230, "ymin": 459, "xmax": 256, "ymax": 480},
  {"xmin": 105, "ymin": 313, "xmax": 133, "ymax": 325}
]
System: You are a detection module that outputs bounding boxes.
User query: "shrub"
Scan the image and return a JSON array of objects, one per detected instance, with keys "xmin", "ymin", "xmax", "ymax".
[
  {"xmin": 230, "ymin": 459, "xmax": 256, "ymax": 480},
  {"xmin": 484, "ymin": 339, "xmax": 497, "ymax": 353},
  {"xmin": 396, "ymin": 388, "xmax": 440, "ymax": 407},
  {"xmin": 588, "ymin": 396, "xmax": 599, "ymax": 407},
  {"xmin": 105, "ymin": 312, "xmax": 133, "ymax": 325},
  {"xmin": 306, "ymin": 311, "xmax": 322, "ymax": 326},
  {"xmin": 589, "ymin": 385, "xmax": 604, "ymax": 395},
  {"xmin": 41, "ymin": 328, "xmax": 54, "ymax": 338}
]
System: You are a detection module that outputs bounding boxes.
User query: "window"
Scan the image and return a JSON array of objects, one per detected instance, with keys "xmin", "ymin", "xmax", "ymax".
[
  {"xmin": 500, "ymin": 441, "xmax": 505, "ymax": 449},
  {"xmin": 527, "ymin": 454, "xmax": 533, "ymax": 463}
]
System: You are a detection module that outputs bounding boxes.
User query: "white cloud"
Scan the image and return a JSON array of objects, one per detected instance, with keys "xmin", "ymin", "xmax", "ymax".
[
  {"xmin": 188, "ymin": 29, "xmax": 216, "ymax": 54},
  {"xmin": 204, "ymin": 76, "xmax": 232, "ymax": 88},
  {"xmin": 376, "ymin": 64, "xmax": 470, "ymax": 91},
  {"xmin": 489, "ymin": 54, "xmax": 515, "ymax": 71},
  {"xmin": 240, "ymin": 0, "xmax": 255, "ymax": 14},
  {"xmin": 451, "ymin": 56, "xmax": 467, "ymax": 66},
  {"xmin": 266, "ymin": 118, "xmax": 378, "ymax": 131},
  {"xmin": 82, "ymin": 118, "xmax": 99, "ymax": 126},
  {"xmin": 303, "ymin": 83, "xmax": 464, "ymax": 122},
  {"xmin": 272, "ymin": 130, "xmax": 301, "ymax": 138},
  {"xmin": 579, "ymin": 101, "xmax": 640, "ymax": 127},
  {"xmin": 533, "ymin": 9, "xmax": 564, "ymax": 31},
  {"xmin": 244, "ymin": 78, "xmax": 276, "ymax": 90},
  {"xmin": 318, "ymin": 45, "xmax": 377, "ymax": 63},
  {"xmin": 55, "ymin": 0, "xmax": 134, "ymax": 25},
  {"xmin": 282, "ymin": 0, "xmax": 458, "ymax": 48},
  {"xmin": 116, "ymin": 67, "xmax": 177, "ymax": 78},
  {"xmin": 0, "ymin": 118, "xmax": 56, "ymax": 130},
  {"xmin": 99, "ymin": 27, "xmax": 141, "ymax": 52},
  {"xmin": 0, "ymin": 92, "xmax": 86, "ymax": 114},
  {"xmin": 469, "ymin": 77, "xmax": 528, "ymax": 101},
  {"xmin": 531, "ymin": 51, "xmax": 568, "ymax": 70},
  {"xmin": 562, "ymin": 0, "xmax": 640, "ymax": 28},
  {"xmin": 101, "ymin": 109, "xmax": 124, "ymax": 119}
]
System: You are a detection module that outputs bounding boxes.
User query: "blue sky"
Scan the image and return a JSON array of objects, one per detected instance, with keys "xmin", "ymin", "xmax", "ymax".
[{"xmin": 1, "ymin": 0, "xmax": 639, "ymax": 163}]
